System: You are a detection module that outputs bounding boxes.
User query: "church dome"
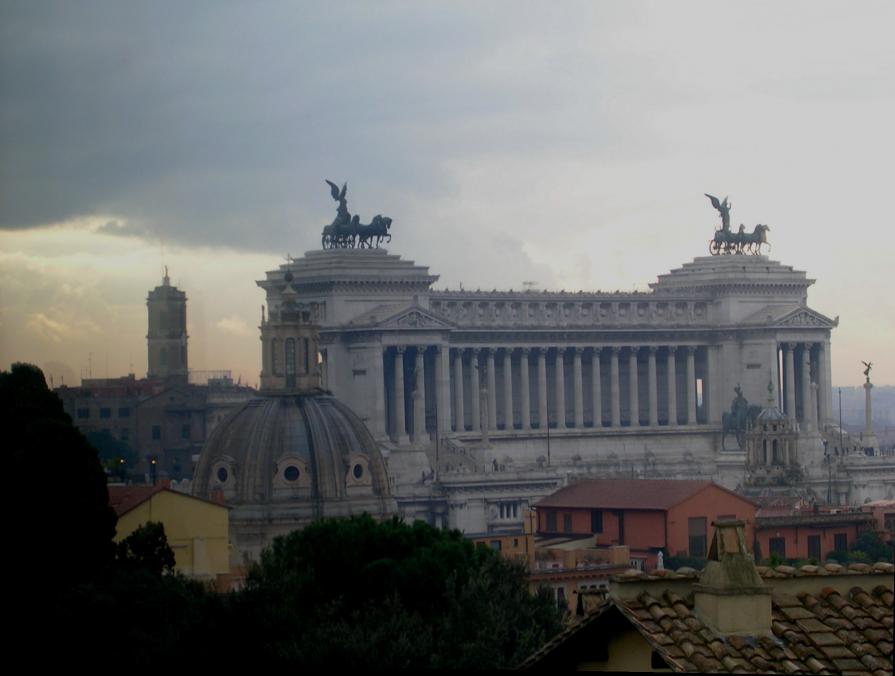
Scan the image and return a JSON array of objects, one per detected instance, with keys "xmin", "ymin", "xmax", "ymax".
[
  {"xmin": 756, "ymin": 405, "xmax": 787, "ymax": 425},
  {"xmin": 193, "ymin": 391, "xmax": 395, "ymax": 559}
]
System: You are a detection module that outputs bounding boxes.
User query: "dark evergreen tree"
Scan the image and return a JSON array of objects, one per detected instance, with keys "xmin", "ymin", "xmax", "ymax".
[{"xmin": 233, "ymin": 514, "xmax": 562, "ymax": 668}]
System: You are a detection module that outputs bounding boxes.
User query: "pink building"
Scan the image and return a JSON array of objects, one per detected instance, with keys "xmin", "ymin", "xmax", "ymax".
[{"xmin": 534, "ymin": 479, "xmax": 757, "ymax": 570}]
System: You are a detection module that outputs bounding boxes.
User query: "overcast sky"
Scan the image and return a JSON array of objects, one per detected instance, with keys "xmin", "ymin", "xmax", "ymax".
[{"xmin": 1, "ymin": 1, "xmax": 893, "ymax": 388}]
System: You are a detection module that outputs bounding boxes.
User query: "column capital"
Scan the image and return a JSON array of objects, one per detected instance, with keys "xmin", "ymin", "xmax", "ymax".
[
  {"xmin": 520, "ymin": 347, "xmax": 531, "ymax": 357},
  {"xmin": 611, "ymin": 346, "xmax": 621, "ymax": 355},
  {"xmin": 555, "ymin": 346, "xmax": 566, "ymax": 355},
  {"xmin": 572, "ymin": 346, "xmax": 584, "ymax": 355},
  {"xmin": 471, "ymin": 347, "xmax": 481, "ymax": 356},
  {"xmin": 785, "ymin": 342, "xmax": 797, "ymax": 350},
  {"xmin": 592, "ymin": 346, "xmax": 602, "ymax": 355},
  {"xmin": 648, "ymin": 345, "xmax": 659, "ymax": 354},
  {"xmin": 667, "ymin": 345, "xmax": 677, "ymax": 354},
  {"xmin": 396, "ymin": 345, "xmax": 406, "ymax": 354},
  {"xmin": 503, "ymin": 346, "xmax": 515, "ymax": 357},
  {"xmin": 629, "ymin": 346, "xmax": 640, "ymax": 356},
  {"xmin": 686, "ymin": 345, "xmax": 697, "ymax": 355}
]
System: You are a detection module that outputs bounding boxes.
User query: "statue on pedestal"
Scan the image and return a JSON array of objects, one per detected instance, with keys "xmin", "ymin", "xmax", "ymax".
[{"xmin": 705, "ymin": 193, "xmax": 770, "ymax": 255}]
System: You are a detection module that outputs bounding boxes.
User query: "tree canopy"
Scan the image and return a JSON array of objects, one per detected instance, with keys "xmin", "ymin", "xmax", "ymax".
[
  {"xmin": 2, "ymin": 363, "xmax": 117, "ymax": 589},
  {"xmin": 234, "ymin": 514, "xmax": 562, "ymax": 668}
]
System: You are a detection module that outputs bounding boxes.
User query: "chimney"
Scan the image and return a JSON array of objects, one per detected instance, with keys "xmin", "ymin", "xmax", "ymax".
[{"xmin": 693, "ymin": 520, "xmax": 771, "ymax": 635}]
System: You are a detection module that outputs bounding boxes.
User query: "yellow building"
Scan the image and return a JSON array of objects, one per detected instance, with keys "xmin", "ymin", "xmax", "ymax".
[{"xmin": 109, "ymin": 482, "xmax": 230, "ymax": 582}]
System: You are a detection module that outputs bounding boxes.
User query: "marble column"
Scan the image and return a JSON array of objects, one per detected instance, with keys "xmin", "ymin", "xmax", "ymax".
[
  {"xmin": 666, "ymin": 347, "xmax": 677, "ymax": 425},
  {"xmin": 816, "ymin": 343, "xmax": 828, "ymax": 428},
  {"xmin": 573, "ymin": 347, "xmax": 584, "ymax": 428},
  {"xmin": 486, "ymin": 348, "xmax": 497, "ymax": 431},
  {"xmin": 785, "ymin": 343, "xmax": 796, "ymax": 421},
  {"xmin": 686, "ymin": 346, "xmax": 697, "ymax": 425},
  {"xmin": 647, "ymin": 346, "xmax": 658, "ymax": 427},
  {"xmin": 453, "ymin": 348, "xmax": 465, "ymax": 431},
  {"xmin": 800, "ymin": 344, "xmax": 812, "ymax": 431},
  {"xmin": 470, "ymin": 348, "xmax": 481, "ymax": 433},
  {"xmin": 537, "ymin": 348, "xmax": 548, "ymax": 429},
  {"xmin": 555, "ymin": 348, "xmax": 566, "ymax": 428},
  {"xmin": 591, "ymin": 348, "xmax": 602, "ymax": 428},
  {"xmin": 610, "ymin": 347, "xmax": 621, "ymax": 427},
  {"xmin": 502, "ymin": 348, "xmax": 513, "ymax": 430},
  {"xmin": 436, "ymin": 345, "xmax": 451, "ymax": 435},
  {"xmin": 412, "ymin": 347, "xmax": 426, "ymax": 443},
  {"xmin": 628, "ymin": 347, "xmax": 639, "ymax": 427},
  {"xmin": 394, "ymin": 346, "xmax": 407, "ymax": 440},
  {"xmin": 520, "ymin": 348, "xmax": 531, "ymax": 430}
]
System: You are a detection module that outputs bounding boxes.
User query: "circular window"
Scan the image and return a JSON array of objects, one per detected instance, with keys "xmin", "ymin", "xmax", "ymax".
[
  {"xmin": 284, "ymin": 271, "xmax": 294, "ymax": 282},
  {"xmin": 216, "ymin": 466, "xmax": 228, "ymax": 483},
  {"xmin": 284, "ymin": 465, "xmax": 300, "ymax": 482},
  {"xmin": 352, "ymin": 463, "xmax": 364, "ymax": 480}
]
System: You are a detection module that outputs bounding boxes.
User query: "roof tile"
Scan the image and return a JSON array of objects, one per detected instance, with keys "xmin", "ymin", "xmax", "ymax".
[{"xmin": 534, "ymin": 478, "xmax": 757, "ymax": 511}]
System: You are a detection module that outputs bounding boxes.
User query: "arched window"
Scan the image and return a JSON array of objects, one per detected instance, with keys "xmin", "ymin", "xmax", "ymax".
[
  {"xmin": 271, "ymin": 338, "xmax": 279, "ymax": 375},
  {"xmin": 762, "ymin": 439, "xmax": 767, "ymax": 465},
  {"xmin": 772, "ymin": 439, "xmax": 780, "ymax": 465},
  {"xmin": 303, "ymin": 337, "xmax": 310, "ymax": 373}
]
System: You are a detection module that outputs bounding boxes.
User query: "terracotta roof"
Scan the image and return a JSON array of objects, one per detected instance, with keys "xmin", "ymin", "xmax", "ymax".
[
  {"xmin": 108, "ymin": 484, "xmax": 165, "ymax": 516},
  {"xmin": 535, "ymin": 479, "xmax": 756, "ymax": 511},
  {"xmin": 108, "ymin": 483, "xmax": 229, "ymax": 517},
  {"xmin": 524, "ymin": 569, "xmax": 895, "ymax": 673}
]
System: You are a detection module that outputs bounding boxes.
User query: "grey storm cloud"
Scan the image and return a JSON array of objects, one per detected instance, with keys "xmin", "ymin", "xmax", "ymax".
[{"xmin": 0, "ymin": 1, "xmax": 650, "ymax": 253}]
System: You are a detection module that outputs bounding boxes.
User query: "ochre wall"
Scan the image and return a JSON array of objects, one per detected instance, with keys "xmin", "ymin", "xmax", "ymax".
[
  {"xmin": 665, "ymin": 486, "xmax": 757, "ymax": 557},
  {"xmin": 115, "ymin": 490, "xmax": 230, "ymax": 578},
  {"xmin": 754, "ymin": 523, "xmax": 861, "ymax": 561}
]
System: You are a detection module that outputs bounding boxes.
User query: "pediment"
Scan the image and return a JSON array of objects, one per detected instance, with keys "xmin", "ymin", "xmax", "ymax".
[
  {"xmin": 772, "ymin": 307, "xmax": 838, "ymax": 329},
  {"xmin": 346, "ymin": 304, "xmax": 455, "ymax": 330},
  {"xmin": 379, "ymin": 305, "xmax": 455, "ymax": 330}
]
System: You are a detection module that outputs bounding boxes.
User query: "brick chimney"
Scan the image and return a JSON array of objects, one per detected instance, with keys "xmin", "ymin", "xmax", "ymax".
[{"xmin": 693, "ymin": 520, "xmax": 771, "ymax": 635}]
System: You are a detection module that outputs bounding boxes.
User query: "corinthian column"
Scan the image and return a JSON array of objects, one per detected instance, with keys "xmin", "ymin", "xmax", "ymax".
[
  {"xmin": 628, "ymin": 347, "xmax": 639, "ymax": 427},
  {"xmin": 610, "ymin": 347, "xmax": 621, "ymax": 427},
  {"xmin": 591, "ymin": 348, "xmax": 602, "ymax": 428},
  {"xmin": 816, "ymin": 342, "xmax": 828, "ymax": 429},
  {"xmin": 647, "ymin": 346, "xmax": 658, "ymax": 427},
  {"xmin": 394, "ymin": 346, "xmax": 407, "ymax": 441},
  {"xmin": 435, "ymin": 345, "xmax": 451, "ymax": 435},
  {"xmin": 686, "ymin": 346, "xmax": 696, "ymax": 425},
  {"xmin": 486, "ymin": 348, "xmax": 497, "ymax": 431},
  {"xmin": 520, "ymin": 348, "xmax": 531, "ymax": 430},
  {"xmin": 555, "ymin": 348, "xmax": 566, "ymax": 428},
  {"xmin": 537, "ymin": 348, "xmax": 548, "ymax": 429},
  {"xmin": 470, "ymin": 348, "xmax": 481, "ymax": 433},
  {"xmin": 800, "ymin": 344, "xmax": 811, "ymax": 431},
  {"xmin": 503, "ymin": 348, "xmax": 513, "ymax": 430},
  {"xmin": 453, "ymin": 348, "xmax": 465, "ymax": 431},
  {"xmin": 666, "ymin": 347, "xmax": 677, "ymax": 425},
  {"xmin": 412, "ymin": 347, "xmax": 426, "ymax": 443},
  {"xmin": 573, "ymin": 347, "xmax": 584, "ymax": 428},
  {"xmin": 785, "ymin": 343, "xmax": 796, "ymax": 421}
]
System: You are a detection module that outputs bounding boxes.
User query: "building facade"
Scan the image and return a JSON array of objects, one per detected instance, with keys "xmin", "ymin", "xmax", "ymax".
[{"xmin": 256, "ymin": 244, "xmax": 895, "ymax": 534}]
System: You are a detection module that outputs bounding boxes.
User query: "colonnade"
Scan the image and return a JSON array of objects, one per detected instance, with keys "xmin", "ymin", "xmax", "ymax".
[
  {"xmin": 384, "ymin": 344, "xmax": 712, "ymax": 442},
  {"xmin": 778, "ymin": 341, "xmax": 830, "ymax": 431}
]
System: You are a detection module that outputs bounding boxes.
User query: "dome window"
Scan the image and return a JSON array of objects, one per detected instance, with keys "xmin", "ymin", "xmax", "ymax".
[
  {"xmin": 217, "ymin": 466, "xmax": 229, "ymax": 483},
  {"xmin": 353, "ymin": 463, "xmax": 364, "ymax": 479},
  {"xmin": 284, "ymin": 465, "xmax": 301, "ymax": 482}
]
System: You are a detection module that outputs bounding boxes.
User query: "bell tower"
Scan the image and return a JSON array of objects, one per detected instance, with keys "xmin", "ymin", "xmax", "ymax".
[{"xmin": 147, "ymin": 267, "xmax": 188, "ymax": 383}]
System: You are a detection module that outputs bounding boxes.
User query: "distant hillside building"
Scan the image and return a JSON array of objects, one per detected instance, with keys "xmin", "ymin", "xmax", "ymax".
[{"xmin": 56, "ymin": 271, "xmax": 254, "ymax": 480}]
